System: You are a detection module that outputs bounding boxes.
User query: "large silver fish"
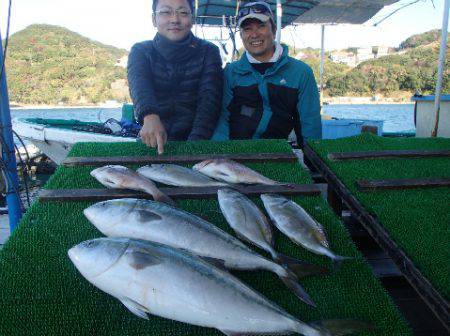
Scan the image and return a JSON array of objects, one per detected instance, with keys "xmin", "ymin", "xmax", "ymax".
[
  {"xmin": 137, "ymin": 164, "xmax": 228, "ymax": 187},
  {"xmin": 90, "ymin": 165, "xmax": 175, "ymax": 206},
  {"xmin": 84, "ymin": 198, "xmax": 318, "ymax": 306},
  {"xmin": 192, "ymin": 159, "xmax": 279, "ymax": 185},
  {"xmin": 217, "ymin": 188, "xmax": 327, "ymax": 278},
  {"xmin": 69, "ymin": 238, "xmax": 372, "ymax": 336},
  {"xmin": 261, "ymin": 194, "xmax": 352, "ymax": 269}
]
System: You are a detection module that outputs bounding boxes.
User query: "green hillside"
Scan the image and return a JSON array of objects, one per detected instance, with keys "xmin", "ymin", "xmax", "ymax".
[
  {"xmin": 322, "ymin": 30, "xmax": 449, "ymax": 97},
  {"xmin": 399, "ymin": 29, "xmax": 447, "ymax": 50},
  {"xmin": 5, "ymin": 24, "xmax": 130, "ymax": 105},
  {"xmin": 2, "ymin": 25, "xmax": 448, "ymax": 105}
]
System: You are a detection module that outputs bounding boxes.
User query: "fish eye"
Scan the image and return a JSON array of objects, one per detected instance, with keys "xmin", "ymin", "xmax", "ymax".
[{"xmin": 85, "ymin": 241, "xmax": 97, "ymax": 248}]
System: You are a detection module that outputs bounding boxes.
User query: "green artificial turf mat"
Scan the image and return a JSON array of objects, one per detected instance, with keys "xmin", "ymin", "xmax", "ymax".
[
  {"xmin": 0, "ymin": 139, "xmax": 411, "ymax": 335},
  {"xmin": 309, "ymin": 133, "xmax": 450, "ymax": 300}
]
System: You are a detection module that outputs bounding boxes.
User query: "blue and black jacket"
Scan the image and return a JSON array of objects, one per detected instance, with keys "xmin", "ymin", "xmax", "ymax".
[{"xmin": 212, "ymin": 45, "xmax": 322, "ymax": 143}]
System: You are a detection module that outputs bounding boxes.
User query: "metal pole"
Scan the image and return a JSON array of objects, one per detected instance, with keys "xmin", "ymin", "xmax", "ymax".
[
  {"xmin": 194, "ymin": 0, "xmax": 199, "ymax": 35},
  {"xmin": 276, "ymin": 0, "xmax": 282, "ymax": 43},
  {"xmin": 0, "ymin": 30, "xmax": 22, "ymax": 231},
  {"xmin": 432, "ymin": 0, "xmax": 449, "ymax": 137},
  {"xmin": 319, "ymin": 25, "xmax": 325, "ymax": 110}
]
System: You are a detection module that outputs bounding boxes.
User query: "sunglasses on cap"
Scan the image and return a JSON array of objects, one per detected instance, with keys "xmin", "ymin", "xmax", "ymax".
[{"xmin": 237, "ymin": 2, "xmax": 273, "ymax": 21}]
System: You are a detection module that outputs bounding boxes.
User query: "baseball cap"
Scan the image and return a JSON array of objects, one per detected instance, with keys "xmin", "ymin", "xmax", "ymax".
[{"xmin": 237, "ymin": 1, "xmax": 274, "ymax": 28}]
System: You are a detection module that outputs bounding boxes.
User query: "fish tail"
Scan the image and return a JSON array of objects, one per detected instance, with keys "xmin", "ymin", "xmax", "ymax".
[
  {"xmin": 307, "ymin": 319, "xmax": 375, "ymax": 336},
  {"xmin": 274, "ymin": 181, "xmax": 296, "ymax": 187},
  {"xmin": 279, "ymin": 267, "xmax": 316, "ymax": 307},
  {"xmin": 274, "ymin": 252, "xmax": 328, "ymax": 278},
  {"xmin": 153, "ymin": 192, "xmax": 178, "ymax": 208},
  {"xmin": 331, "ymin": 254, "xmax": 353, "ymax": 271}
]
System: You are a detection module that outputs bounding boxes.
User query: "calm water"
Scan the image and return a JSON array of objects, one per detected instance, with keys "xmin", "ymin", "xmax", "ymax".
[
  {"xmin": 11, "ymin": 103, "xmax": 415, "ymax": 137},
  {"xmin": 322, "ymin": 104, "xmax": 415, "ymax": 133}
]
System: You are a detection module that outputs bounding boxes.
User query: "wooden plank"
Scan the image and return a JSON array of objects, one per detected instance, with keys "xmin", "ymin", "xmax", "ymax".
[
  {"xmin": 357, "ymin": 178, "xmax": 450, "ymax": 191},
  {"xmin": 62, "ymin": 152, "xmax": 297, "ymax": 167},
  {"xmin": 327, "ymin": 186, "xmax": 342, "ymax": 216},
  {"xmin": 303, "ymin": 143, "xmax": 450, "ymax": 332},
  {"xmin": 327, "ymin": 149, "xmax": 450, "ymax": 161},
  {"xmin": 39, "ymin": 184, "xmax": 322, "ymax": 202}
]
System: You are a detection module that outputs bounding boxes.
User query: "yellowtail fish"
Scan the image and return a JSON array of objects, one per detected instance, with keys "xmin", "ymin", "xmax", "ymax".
[
  {"xmin": 69, "ymin": 238, "xmax": 373, "ymax": 336},
  {"xmin": 84, "ymin": 198, "xmax": 324, "ymax": 306}
]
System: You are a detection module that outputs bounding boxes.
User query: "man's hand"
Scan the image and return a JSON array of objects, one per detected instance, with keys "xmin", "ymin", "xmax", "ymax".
[{"xmin": 139, "ymin": 114, "xmax": 167, "ymax": 154}]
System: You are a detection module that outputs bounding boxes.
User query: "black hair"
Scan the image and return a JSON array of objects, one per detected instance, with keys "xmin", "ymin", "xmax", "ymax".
[{"xmin": 152, "ymin": 0, "xmax": 194, "ymax": 13}]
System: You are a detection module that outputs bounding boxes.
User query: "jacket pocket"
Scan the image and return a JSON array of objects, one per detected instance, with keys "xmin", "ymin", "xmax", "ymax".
[{"xmin": 227, "ymin": 85, "xmax": 263, "ymax": 139}]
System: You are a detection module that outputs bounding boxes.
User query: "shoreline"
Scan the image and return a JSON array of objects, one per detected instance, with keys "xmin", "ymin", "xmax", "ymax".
[
  {"xmin": 11, "ymin": 100, "xmax": 413, "ymax": 110},
  {"xmin": 11, "ymin": 104, "xmax": 123, "ymax": 110}
]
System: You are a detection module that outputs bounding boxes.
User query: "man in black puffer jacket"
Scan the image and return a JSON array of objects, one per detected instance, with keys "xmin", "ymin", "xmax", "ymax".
[{"xmin": 128, "ymin": 0, "xmax": 223, "ymax": 153}]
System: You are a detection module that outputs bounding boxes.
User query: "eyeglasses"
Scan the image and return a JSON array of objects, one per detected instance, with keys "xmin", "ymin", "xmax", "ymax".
[
  {"xmin": 155, "ymin": 8, "xmax": 192, "ymax": 18},
  {"xmin": 237, "ymin": 3, "xmax": 272, "ymax": 21}
]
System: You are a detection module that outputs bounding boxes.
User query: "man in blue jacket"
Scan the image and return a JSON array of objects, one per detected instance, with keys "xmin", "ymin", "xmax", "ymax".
[
  {"xmin": 213, "ymin": 1, "xmax": 321, "ymax": 144},
  {"xmin": 128, "ymin": 0, "xmax": 223, "ymax": 153}
]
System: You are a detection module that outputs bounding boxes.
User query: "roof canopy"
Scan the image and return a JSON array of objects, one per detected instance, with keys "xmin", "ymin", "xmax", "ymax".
[
  {"xmin": 195, "ymin": 0, "xmax": 399, "ymax": 27},
  {"xmin": 294, "ymin": 0, "xmax": 399, "ymax": 24}
]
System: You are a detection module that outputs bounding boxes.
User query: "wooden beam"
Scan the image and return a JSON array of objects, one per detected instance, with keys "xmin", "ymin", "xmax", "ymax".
[
  {"xmin": 39, "ymin": 184, "xmax": 321, "ymax": 203},
  {"xmin": 327, "ymin": 149, "xmax": 450, "ymax": 161},
  {"xmin": 62, "ymin": 152, "xmax": 298, "ymax": 167},
  {"xmin": 357, "ymin": 178, "xmax": 450, "ymax": 191}
]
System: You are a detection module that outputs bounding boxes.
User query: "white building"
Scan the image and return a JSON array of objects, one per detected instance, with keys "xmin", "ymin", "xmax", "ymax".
[
  {"xmin": 115, "ymin": 55, "xmax": 128, "ymax": 68},
  {"xmin": 356, "ymin": 47, "xmax": 374, "ymax": 64}
]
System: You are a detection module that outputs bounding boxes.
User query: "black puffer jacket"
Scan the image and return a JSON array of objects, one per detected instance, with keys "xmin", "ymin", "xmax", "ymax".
[{"xmin": 127, "ymin": 36, "xmax": 223, "ymax": 140}]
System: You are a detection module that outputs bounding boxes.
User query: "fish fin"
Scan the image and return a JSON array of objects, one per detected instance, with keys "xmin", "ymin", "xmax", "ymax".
[
  {"xmin": 233, "ymin": 231, "xmax": 257, "ymax": 248},
  {"xmin": 314, "ymin": 228, "xmax": 329, "ymax": 248},
  {"xmin": 128, "ymin": 250, "xmax": 162, "ymax": 270},
  {"xmin": 120, "ymin": 297, "xmax": 150, "ymax": 320},
  {"xmin": 275, "ymin": 253, "xmax": 328, "ymax": 278},
  {"xmin": 280, "ymin": 273, "xmax": 316, "ymax": 307},
  {"xmin": 310, "ymin": 319, "xmax": 375, "ymax": 336},
  {"xmin": 260, "ymin": 218, "xmax": 274, "ymax": 247},
  {"xmin": 136, "ymin": 210, "xmax": 162, "ymax": 222},
  {"xmin": 199, "ymin": 256, "xmax": 228, "ymax": 270},
  {"xmin": 332, "ymin": 255, "xmax": 353, "ymax": 271}
]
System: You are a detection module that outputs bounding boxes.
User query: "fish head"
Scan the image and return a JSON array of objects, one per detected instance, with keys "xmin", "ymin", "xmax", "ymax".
[
  {"xmin": 137, "ymin": 164, "xmax": 164, "ymax": 175},
  {"xmin": 217, "ymin": 187, "xmax": 243, "ymax": 201},
  {"xmin": 192, "ymin": 160, "xmax": 214, "ymax": 172},
  {"xmin": 260, "ymin": 193, "xmax": 288, "ymax": 208},
  {"xmin": 84, "ymin": 199, "xmax": 138, "ymax": 234},
  {"xmin": 90, "ymin": 165, "xmax": 130, "ymax": 189},
  {"xmin": 68, "ymin": 237, "xmax": 129, "ymax": 278}
]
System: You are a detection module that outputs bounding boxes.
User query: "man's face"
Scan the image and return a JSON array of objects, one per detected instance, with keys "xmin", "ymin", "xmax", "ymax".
[
  {"xmin": 240, "ymin": 19, "xmax": 275, "ymax": 61},
  {"xmin": 153, "ymin": 0, "xmax": 193, "ymax": 42}
]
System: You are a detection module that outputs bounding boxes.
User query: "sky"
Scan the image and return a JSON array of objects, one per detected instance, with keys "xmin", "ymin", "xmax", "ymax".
[{"xmin": 0, "ymin": 0, "xmax": 447, "ymax": 51}]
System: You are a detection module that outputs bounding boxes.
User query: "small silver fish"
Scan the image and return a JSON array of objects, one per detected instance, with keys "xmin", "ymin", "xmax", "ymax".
[
  {"xmin": 69, "ymin": 237, "xmax": 373, "ymax": 336},
  {"xmin": 137, "ymin": 164, "xmax": 228, "ymax": 187},
  {"xmin": 90, "ymin": 165, "xmax": 175, "ymax": 206},
  {"xmin": 261, "ymin": 194, "xmax": 352, "ymax": 269},
  {"xmin": 193, "ymin": 159, "xmax": 279, "ymax": 185}
]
